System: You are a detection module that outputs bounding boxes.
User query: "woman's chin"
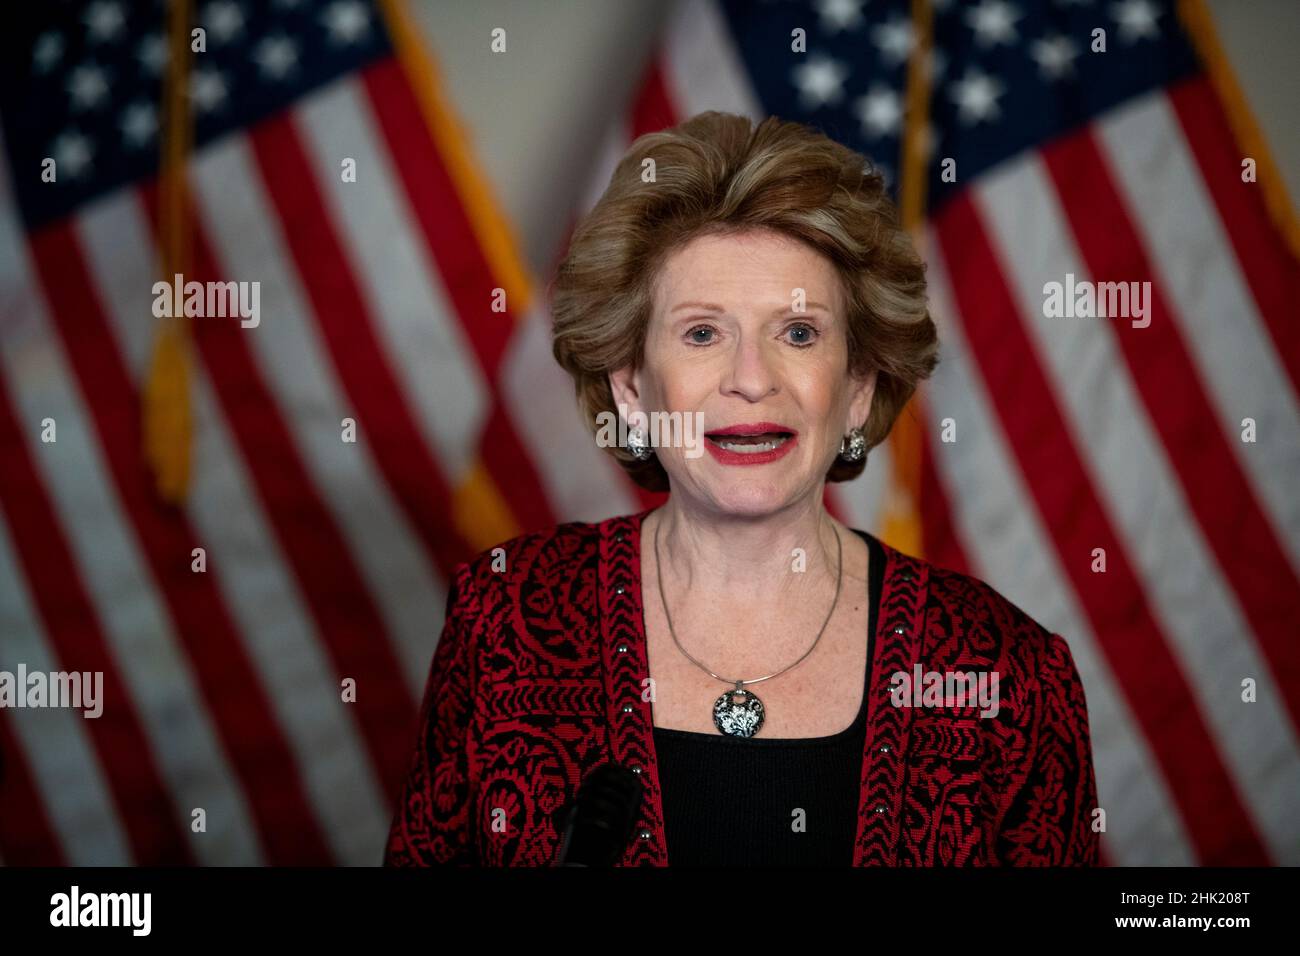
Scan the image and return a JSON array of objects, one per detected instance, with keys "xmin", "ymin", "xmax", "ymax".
[{"xmin": 698, "ymin": 478, "xmax": 804, "ymax": 516}]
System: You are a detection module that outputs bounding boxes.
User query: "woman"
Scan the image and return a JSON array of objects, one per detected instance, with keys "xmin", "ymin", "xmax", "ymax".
[{"xmin": 384, "ymin": 111, "xmax": 1100, "ymax": 866}]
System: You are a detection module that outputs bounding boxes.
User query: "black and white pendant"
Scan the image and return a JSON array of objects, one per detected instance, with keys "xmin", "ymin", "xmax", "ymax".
[{"xmin": 712, "ymin": 685, "xmax": 765, "ymax": 738}]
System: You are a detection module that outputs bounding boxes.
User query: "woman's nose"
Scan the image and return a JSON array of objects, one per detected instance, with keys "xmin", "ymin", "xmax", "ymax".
[{"xmin": 721, "ymin": 336, "xmax": 778, "ymax": 400}]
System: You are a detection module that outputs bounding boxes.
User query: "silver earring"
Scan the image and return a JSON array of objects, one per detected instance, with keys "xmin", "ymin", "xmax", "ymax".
[
  {"xmin": 838, "ymin": 426, "xmax": 866, "ymax": 462},
  {"xmin": 627, "ymin": 425, "xmax": 654, "ymax": 461}
]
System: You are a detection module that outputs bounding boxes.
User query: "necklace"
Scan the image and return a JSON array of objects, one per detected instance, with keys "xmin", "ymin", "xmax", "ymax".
[{"xmin": 652, "ymin": 514, "xmax": 844, "ymax": 738}]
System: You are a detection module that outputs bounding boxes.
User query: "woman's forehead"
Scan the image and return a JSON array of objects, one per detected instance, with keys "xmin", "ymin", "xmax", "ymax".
[{"xmin": 653, "ymin": 230, "xmax": 843, "ymax": 309}]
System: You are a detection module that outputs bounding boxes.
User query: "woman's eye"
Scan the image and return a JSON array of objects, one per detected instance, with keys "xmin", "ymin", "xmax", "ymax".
[
  {"xmin": 785, "ymin": 323, "xmax": 818, "ymax": 347},
  {"xmin": 685, "ymin": 325, "xmax": 716, "ymax": 345}
]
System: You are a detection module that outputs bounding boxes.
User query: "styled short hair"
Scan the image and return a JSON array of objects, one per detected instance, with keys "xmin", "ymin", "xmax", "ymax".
[{"xmin": 549, "ymin": 110, "xmax": 938, "ymax": 492}]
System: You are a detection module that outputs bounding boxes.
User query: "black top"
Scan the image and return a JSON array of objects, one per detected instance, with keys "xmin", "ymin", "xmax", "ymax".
[{"xmin": 652, "ymin": 529, "xmax": 886, "ymax": 866}]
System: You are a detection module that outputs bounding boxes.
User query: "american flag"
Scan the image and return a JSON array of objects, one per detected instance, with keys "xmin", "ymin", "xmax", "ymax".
[
  {"xmin": 590, "ymin": 0, "xmax": 1297, "ymax": 865},
  {"xmin": 0, "ymin": 0, "xmax": 579, "ymax": 865},
  {"xmin": 0, "ymin": 0, "xmax": 1296, "ymax": 867}
]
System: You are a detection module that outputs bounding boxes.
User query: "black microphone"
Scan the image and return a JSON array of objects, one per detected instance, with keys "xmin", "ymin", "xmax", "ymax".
[{"xmin": 554, "ymin": 763, "xmax": 644, "ymax": 866}]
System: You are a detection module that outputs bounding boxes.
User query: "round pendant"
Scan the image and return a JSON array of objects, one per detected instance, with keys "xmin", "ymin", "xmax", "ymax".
[{"xmin": 712, "ymin": 686, "xmax": 765, "ymax": 738}]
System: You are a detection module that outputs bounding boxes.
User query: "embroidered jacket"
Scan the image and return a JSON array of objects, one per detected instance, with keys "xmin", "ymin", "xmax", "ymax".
[{"xmin": 384, "ymin": 510, "xmax": 1101, "ymax": 866}]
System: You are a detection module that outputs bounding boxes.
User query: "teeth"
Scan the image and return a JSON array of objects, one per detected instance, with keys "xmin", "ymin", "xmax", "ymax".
[{"xmin": 715, "ymin": 436, "xmax": 789, "ymax": 453}]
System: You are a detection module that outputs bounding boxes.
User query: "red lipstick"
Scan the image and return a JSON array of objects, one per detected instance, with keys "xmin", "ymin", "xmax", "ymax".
[{"xmin": 703, "ymin": 422, "xmax": 799, "ymax": 466}]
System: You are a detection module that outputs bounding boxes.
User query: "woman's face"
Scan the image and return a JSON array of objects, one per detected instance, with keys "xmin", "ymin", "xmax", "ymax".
[{"xmin": 609, "ymin": 227, "xmax": 876, "ymax": 517}]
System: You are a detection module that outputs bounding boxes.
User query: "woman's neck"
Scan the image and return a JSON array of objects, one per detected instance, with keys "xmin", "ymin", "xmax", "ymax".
[{"xmin": 646, "ymin": 494, "xmax": 843, "ymax": 601}]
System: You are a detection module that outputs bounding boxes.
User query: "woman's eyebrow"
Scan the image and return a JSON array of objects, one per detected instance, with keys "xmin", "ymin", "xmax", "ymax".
[
  {"xmin": 668, "ymin": 300, "xmax": 833, "ymax": 314},
  {"xmin": 669, "ymin": 300, "xmax": 726, "ymax": 313},
  {"xmin": 781, "ymin": 301, "xmax": 832, "ymax": 314}
]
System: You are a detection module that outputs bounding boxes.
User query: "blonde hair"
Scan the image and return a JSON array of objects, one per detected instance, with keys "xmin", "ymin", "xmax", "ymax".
[{"xmin": 550, "ymin": 110, "xmax": 938, "ymax": 492}]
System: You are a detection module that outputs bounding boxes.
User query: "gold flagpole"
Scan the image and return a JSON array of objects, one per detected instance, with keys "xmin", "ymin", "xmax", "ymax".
[
  {"xmin": 880, "ymin": 0, "xmax": 933, "ymax": 556},
  {"xmin": 144, "ymin": 0, "xmax": 195, "ymax": 503}
]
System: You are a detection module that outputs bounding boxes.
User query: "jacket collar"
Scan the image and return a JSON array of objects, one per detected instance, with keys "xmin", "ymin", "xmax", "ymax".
[{"xmin": 595, "ymin": 508, "xmax": 929, "ymax": 866}]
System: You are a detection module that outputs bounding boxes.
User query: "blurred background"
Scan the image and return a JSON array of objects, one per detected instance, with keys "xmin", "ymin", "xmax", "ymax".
[{"xmin": 0, "ymin": 0, "xmax": 1296, "ymax": 866}]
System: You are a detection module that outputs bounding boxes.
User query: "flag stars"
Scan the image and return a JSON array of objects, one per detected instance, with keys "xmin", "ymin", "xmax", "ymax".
[
  {"xmin": 138, "ymin": 34, "xmax": 168, "ymax": 75},
  {"xmin": 854, "ymin": 85, "xmax": 903, "ymax": 138},
  {"xmin": 32, "ymin": 33, "xmax": 64, "ymax": 74},
  {"xmin": 1031, "ymin": 34, "xmax": 1080, "ymax": 79},
  {"xmin": 203, "ymin": 0, "xmax": 247, "ymax": 44},
  {"xmin": 189, "ymin": 68, "xmax": 230, "ymax": 113},
  {"xmin": 1111, "ymin": 0, "xmax": 1161, "ymax": 42},
  {"xmin": 253, "ymin": 35, "xmax": 300, "ymax": 81},
  {"xmin": 322, "ymin": 0, "xmax": 371, "ymax": 45},
  {"xmin": 949, "ymin": 66, "xmax": 1005, "ymax": 125},
  {"xmin": 84, "ymin": 1, "xmax": 127, "ymax": 44},
  {"xmin": 872, "ymin": 17, "xmax": 914, "ymax": 67},
  {"xmin": 815, "ymin": 0, "xmax": 865, "ymax": 33},
  {"xmin": 67, "ymin": 64, "xmax": 111, "ymax": 112},
  {"xmin": 51, "ymin": 130, "xmax": 94, "ymax": 179},
  {"xmin": 965, "ymin": 0, "xmax": 1021, "ymax": 48},
  {"xmin": 792, "ymin": 54, "xmax": 849, "ymax": 110},
  {"xmin": 121, "ymin": 102, "xmax": 159, "ymax": 148},
  {"xmin": 927, "ymin": 48, "xmax": 947, "ymax": 83}
]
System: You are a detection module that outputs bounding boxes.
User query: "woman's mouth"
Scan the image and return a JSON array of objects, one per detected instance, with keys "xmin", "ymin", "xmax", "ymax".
[
  {"xmin": 703, "ymin": 424, "xmax": 799, "ymax": 465},
  {"xmin": 707, "ymin": 432, "xmax": 793, "ymax": 454}
]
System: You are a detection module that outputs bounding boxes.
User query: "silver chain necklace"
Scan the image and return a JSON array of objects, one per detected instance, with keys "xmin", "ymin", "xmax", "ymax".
[{"xmin": 652, "ymin": 514, "xmax": 843, "ymax": 738}]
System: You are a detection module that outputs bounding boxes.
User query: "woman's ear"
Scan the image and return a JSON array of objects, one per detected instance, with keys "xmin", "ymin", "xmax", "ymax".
[
  {"xmin": 848, "ymin": 367, "xmax": 878, "ymax": 432},
  {"xmin": 608, "ymin": 364, "xmax": 644, "ymax": 420}
]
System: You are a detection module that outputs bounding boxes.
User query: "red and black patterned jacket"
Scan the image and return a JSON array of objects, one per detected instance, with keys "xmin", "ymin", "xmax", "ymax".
[{"xmin": 384, "ymin": 509, "xmax": 1101, "ymax": 866}]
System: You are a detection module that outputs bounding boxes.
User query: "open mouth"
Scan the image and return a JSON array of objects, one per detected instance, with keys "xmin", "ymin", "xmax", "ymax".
[{"xmin": 705, "ymin": 430, "xmax": 795, "ymax": 454}]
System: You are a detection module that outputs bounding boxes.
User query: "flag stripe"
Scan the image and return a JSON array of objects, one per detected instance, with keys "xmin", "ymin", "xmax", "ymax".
[
  {"xmin": 916, "ymin": 419, "xmax": 972, "ymax": 576},
  {"xmin": 140, "ymin": 185, "xmax": 418, "ymax": 813},
  {"xmin": 81, "ymin": 190, "xmax": 393, "ymax": 865},
  {"xmin": 1097, "ymin": 93, "xmax": 1300, "ymax": 574},
  {"xmin": 185, "ymin": 373, "xmax": 396, "ymax": 863},
  {"xmin": 360, "ymin": 58, "xmax": 556, "ymax": 533},
  {"xmin": 30, "ymin": 220, "xmax": 337, "ymax": 864},
  {"xmin": 0, "ymin": 336, "xmax": 259, "ymax": 864},
  {"xmin": 296, "ymin": 77, "xmax": 488, "ymax": 491},
  {"xmin": 0, "ymin": 434, "xmax": 134, "ymax": 865},
  {"xmin": 631, "ymin": 59, "xmax": 679, "ymax": 138},
  {"xmin": 1167, "ymin": 77, "xmax": 1300, "ymax": 395},
  {"xmin": 503, "ymin": 305, "xmax": 639, "ymax": 524},
  {"xmin": 577, "ymin": 117, "xmax": 634, "ymax": 217},
  {"xmin": 250, "ymin": 111, "xmax": 475, "ymax": 582},
  {"xmin": 187, "ymin": 137, "xmax": 441, "ymax": 700},
  {"xmin": 664, "ymin": 0, "xmax": 764, "ymax": 122},
  {"xmin": 0, "ymin": 355, "xmax": 190, "ymax": 864},
  {"xmin": 1040, "ymin": 125, "xmax": 1300, "ymax": 743},
  {"xmin": 505, "ymin": 111, "xmax": 648, "ymax": 523},
  {"xmin": 934, "ymin": 192, "xmax": 1269, "ymax": 864},
  {"xmin": 922, "ymin": 237, "xmax": 1193, "ymax": 864},
  {"xmin": 249, "ymin": 104, "xmax": 471, "ymax": 673},
  {"xmin": 977, "ymin": 154, "xmax": 1300, "ymax": 862},
  {"xmin": 0, "ymin": 711, "xmax": 66, "ymax": 865},
  {"xmin": 31, "ymin": 199, "xmax": 266, "ymax": 868}
]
